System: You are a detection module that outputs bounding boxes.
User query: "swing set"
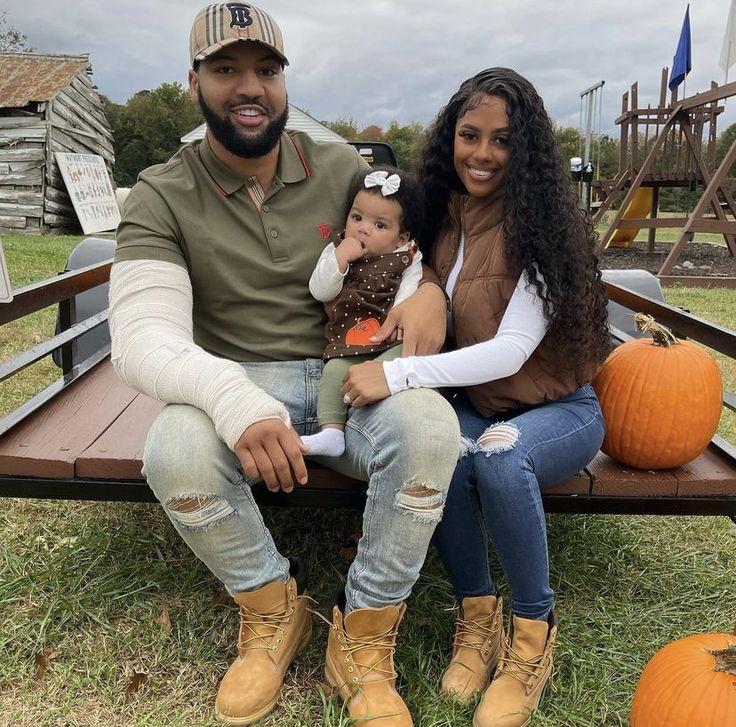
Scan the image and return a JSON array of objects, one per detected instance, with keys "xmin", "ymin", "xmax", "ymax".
[{"xmin": 589, "ymin": 69, "xmax": 736, "ymax": 283}]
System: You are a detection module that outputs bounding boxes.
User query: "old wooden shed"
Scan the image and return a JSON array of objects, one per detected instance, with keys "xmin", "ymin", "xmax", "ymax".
[{"xmin": 0, "ymin": 52, "xmax": 115, "ymax": 233}]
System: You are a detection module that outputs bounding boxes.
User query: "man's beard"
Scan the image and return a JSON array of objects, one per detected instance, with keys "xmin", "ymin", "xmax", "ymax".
[{"xmin": 198, "ymin": 89, "xmax": 289, "ymax": 158}]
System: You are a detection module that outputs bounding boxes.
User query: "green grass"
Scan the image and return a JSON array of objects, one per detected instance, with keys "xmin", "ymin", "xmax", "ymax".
[
  {"xmin": 0, "ymin": 233, "xmax": 85, "ymax": 287},
  {"xmin": 0, "ymin": 234, "xmax": 84, "ymax": 415},
  {"xmin": 1, "ymin": 497, "xmax": 734, "ymax": 726},
  {"xmin": 1, "ymin": 235, "xmax": 735, "ymax": 726},
  {"xmin": 663, "ymin": 285, "xmax": 736, "ymax": 443}
]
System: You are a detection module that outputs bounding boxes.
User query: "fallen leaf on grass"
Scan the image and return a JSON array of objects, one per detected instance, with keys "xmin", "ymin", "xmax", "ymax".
[
  {"xmin": 212, "ymin": 588, "xmax": 230, "ymax": 607},
  {"xmin": 157, "ymin": 607, "xmax": 172, "ymax": 634},
  {"xmin": 339, "ymin": 531, "xmax": 363, "ymax": 562},
  {"xmin": 125, "ymin": 671, "xmax": 149, "ymax": 700},
  {"xmin": 34, "ymin": 648, "xmax": 57, "ymax": 680}
]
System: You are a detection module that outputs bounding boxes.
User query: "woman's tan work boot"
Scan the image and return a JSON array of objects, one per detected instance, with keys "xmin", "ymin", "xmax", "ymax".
[
  {"xmin": 472, "ymin": 611, "xmax": 558, "ymax": 727},
  {"xmin": 215, "ymin": 560, "xmax": 312, "ymax": 725},
  {"xmin": 441, "ymin": 595, "xmax": 504, "ymax": 702},
  {"xmin": 325, "ymin": 598, "xmax": 413, "ymax": 726}
]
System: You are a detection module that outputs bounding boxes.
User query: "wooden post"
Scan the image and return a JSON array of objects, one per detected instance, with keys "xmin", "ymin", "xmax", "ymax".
[
  {"xmin": 631, "ymin": 83, "xmax": 639, "ymax": 173},
  {"xmin": 602, "ymin": 107, "xmax": 681, "ymax": 249},
  {"xmin": 706, "ymin": 84, "xmax": 718, "ymax": 172},
  {"xmin": 659, "ymin": 129, "xmax": 736, "ymax": 274},
  {"xmin": 648, "ymin": 186, "xmax": 660, "ymax": 252},
  {"xmin": 659, "ymin": 68, "xmax": 668, "ymax": 109},
  {"xmin": 619, "ymin": 91, "xmax": 629, "ymax": 174},
  {"xmin": 58, "ymin": 295, "xmax": 78, "ymax": 376}
]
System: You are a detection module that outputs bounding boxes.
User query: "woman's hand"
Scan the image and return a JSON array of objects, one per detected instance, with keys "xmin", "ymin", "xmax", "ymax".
[
  {"xmin": 370, "ymin": 282, "xmax": 447, "ymax": 355},
  {"xmin": 342, "ymin": 361, "xmax": 391, "ymax": 407}
]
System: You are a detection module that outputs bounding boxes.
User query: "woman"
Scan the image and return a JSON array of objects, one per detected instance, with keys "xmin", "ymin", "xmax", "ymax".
[{"xmin": 342, "ymin": 67, "xmax": 612, "ymax": 727}]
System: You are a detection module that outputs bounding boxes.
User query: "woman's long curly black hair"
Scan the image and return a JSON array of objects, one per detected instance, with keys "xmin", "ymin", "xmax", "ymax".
[{"xmin": 419, "ymin": 67, "xmax": 612, "ymax": 379}]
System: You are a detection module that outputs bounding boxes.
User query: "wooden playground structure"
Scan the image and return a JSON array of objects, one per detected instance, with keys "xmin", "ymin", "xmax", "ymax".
[{"xmin": 592, "ymin": 69, "xmax": 736, "ymax": 285}]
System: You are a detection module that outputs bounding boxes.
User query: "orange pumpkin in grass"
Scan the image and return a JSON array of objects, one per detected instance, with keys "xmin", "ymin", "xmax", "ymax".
[
  {"xmin": 345, "ymin": 318, "xmax": 381, "ymax": 346},
  {"xmin": 592, "ymin": 314, "xmax": 722, "ymax": 470},
  {"xmin": 629, "ymin": 631, "xmax": 736, "ymax": 727}
]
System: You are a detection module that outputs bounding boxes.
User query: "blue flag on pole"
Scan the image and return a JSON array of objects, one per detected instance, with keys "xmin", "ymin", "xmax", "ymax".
[{"xmin": 669, "ymin": 5, "xmax": 692, "ymax": 91}]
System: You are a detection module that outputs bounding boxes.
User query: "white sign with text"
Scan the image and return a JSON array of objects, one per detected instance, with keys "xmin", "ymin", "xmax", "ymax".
[{"xmin": 55, "ymin": 153, "xmax": 121, "ymax": 234}]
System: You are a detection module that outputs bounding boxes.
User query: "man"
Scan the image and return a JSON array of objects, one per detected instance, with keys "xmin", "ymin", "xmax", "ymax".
[{"xmin": 109, "ymin": 4, "xmax": 459, "ymax": 725}]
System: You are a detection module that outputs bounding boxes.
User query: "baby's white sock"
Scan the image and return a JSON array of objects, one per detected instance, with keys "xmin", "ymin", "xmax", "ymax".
[{"xmin": 302, "ymin": 428, "xmax": 345, "ymax": 457}]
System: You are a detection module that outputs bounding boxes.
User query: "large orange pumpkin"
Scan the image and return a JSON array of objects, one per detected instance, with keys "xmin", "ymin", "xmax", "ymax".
[
  {"xmin": 630, "ymin": 632, "xmax": 736, "ymax": 727},
  {"xmin": 593, "ymin": 314, "xmax": 722, "ymax": 469},
  {"xmin": 345, "ymin": 317, "xmax": 381, "ymax": 346}
]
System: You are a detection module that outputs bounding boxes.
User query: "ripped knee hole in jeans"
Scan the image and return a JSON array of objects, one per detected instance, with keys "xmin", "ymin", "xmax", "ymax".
[{"xmin": 459, "ymin": 422, "xmax": 520, "ymax": 458}]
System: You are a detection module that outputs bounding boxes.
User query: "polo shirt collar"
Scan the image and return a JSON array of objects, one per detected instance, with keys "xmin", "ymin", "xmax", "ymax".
[
  {"xmin": 198, "ymin": 132, "xmax": 308, "ymax": 196},
  {"xmin": 276, "ymin": 132, "xmax": 309, "ymax": 184}
]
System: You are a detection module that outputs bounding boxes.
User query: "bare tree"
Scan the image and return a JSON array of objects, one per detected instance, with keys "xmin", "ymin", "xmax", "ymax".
[{"xmin": 0, "ymin": 11, "xmax": 32, "ymax": 53}]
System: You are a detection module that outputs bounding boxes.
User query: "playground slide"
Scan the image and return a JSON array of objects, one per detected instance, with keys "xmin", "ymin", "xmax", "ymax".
[{"xmin": 608, "ymin": 188, "xmax": 654, "ymax": 248}]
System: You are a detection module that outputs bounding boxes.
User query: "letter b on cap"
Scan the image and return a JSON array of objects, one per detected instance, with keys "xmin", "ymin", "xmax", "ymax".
[{"xmin": 228, "ymin": 3, "xmax": 253, "ymax": 28}]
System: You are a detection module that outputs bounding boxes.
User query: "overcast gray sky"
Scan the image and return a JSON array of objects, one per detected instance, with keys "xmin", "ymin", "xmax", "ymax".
[{"xmin": 7, "ymin": 0, "xmax": 736, "ymax": 136}]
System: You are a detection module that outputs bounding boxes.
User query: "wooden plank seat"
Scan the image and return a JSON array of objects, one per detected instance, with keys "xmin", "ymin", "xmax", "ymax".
[
  {"xmin": 1, "ymin": 259, "xmax": 735, "ymax": 516},
  {"xmin": 1, "ymin": 359, "xmax": 735, "ymax": 516}
]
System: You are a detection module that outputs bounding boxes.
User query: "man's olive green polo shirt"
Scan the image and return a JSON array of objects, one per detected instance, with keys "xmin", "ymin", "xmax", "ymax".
[{"xmin": 115, "ymin": 131, "xmax": 368, "ymax": 362}]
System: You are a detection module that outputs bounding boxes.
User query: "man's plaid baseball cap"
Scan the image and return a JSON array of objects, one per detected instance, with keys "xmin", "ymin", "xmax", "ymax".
[{"xmin": 190, "ymin": 3, "xmax": 288, "ymax": 66}]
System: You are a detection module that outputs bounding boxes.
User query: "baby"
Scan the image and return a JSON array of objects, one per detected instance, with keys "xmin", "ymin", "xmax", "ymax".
[{"xmin": 302, "ymin": 166, "xmax": 424, "ymax": 457}]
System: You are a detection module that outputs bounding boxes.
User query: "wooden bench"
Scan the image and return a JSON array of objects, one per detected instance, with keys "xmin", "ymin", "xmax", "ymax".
[{"xmin": 1, "ymin": 260, "xmax": 735, "ymax": 518}]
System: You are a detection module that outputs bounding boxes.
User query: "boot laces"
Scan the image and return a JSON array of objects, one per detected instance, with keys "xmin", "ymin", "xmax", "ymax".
[
  {"xmin": 313, "ymin": 610, "xmax": 397, "ymax": 683},
  {"xmin": 454, "ymin": 611, "xmax": 499, "ymax": 652},
  {"xmin": 344, "ymin": 629, "xmax": 397, "ymax": 682},
  {"xmin": 238, "ymin": 594, "xmax": 313, "ymax": 651},
  {"xmin": 497, "ymin": 632, "xmax": 557, "ymax": 695}
]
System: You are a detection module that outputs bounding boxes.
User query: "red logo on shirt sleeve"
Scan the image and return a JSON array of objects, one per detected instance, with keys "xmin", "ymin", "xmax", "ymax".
[{"xmin": 317, "ymin": 223, "xmax": 331, "ymax": 241}]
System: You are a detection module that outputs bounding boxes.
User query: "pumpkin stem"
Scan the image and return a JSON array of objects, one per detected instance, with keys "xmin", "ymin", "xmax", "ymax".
[
  {"xmin": 633, "ymin": 313, "xmax": 679, "ymax": 347},
  {"xmin": 706, "ymin": 643, "xmax": 736, "ymax": 676}
]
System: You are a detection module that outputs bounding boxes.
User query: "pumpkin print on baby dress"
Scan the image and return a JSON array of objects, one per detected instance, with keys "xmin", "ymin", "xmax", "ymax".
[{"xmin": 345, "ymin": 318, "xmax": 381, "ymax": 346}]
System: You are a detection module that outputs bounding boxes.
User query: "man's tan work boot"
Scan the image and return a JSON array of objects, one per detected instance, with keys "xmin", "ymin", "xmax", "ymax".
[
  {"xmin": 215, "ymin": 559, "xmax": 311, "ymax": 725},
  {"xmin": 441, "ymin": 595, "xmax": 504, "ymax": 702},
  {"xmin": 472, "ymin": 611, "xmax": 558, "ymax": 727},
  {"xmin": 325, "ymin": 596, "xmax": 413, "ymax": 726}
]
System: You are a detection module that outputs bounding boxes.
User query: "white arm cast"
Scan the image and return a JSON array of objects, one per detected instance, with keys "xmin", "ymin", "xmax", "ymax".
[
  {"xmin": 109, "ymin": 259, "xmax": 290, "ymax": 450},
  {"xmin": 383, "ymin": 271, "xmax": 550, "ymax": 392}
]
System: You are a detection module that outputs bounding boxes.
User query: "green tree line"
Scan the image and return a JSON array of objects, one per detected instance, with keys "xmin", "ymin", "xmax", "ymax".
[
  {"xmin": 322, "ymin": 116, "xmax": 621, "ymax": 179},
  {"xmin": 102, "ymin": 84, "xmax": 203, "ymax": 187},
  {"xmin": 100, "ymin": 80, "xmax": 736, "ymax": 214}
]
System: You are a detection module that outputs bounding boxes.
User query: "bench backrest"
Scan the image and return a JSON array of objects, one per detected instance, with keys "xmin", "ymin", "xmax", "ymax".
[{"xmin": 54, "ymin": 237, "xmax": 667, "ymax": 372}]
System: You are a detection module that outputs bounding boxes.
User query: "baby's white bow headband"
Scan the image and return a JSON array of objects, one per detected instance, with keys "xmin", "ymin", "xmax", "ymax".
[{"xmin": 364, "ymin": 170, "xmax": 401, "ymax": 196}]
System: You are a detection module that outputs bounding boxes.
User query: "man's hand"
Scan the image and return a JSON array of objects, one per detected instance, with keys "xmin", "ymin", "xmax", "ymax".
[
  {"xmin": 334, "ymin": 236, "xmax": 365, "ymax": 272},
  {"xmin": 234, "ymin": 419, "xmax": 309, "ymax": 493},
  {"xmin": 342, "ymin": 361, "xmax": 391, "ymax": 407},
  {"xmin": 370, "ymin": 283, "xmax": 447, "ymax": 355}
]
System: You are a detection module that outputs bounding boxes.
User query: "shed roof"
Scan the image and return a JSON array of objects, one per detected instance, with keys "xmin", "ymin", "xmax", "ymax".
[
  {"xmin": 180, "ymin": 104, "xmax": 346, "ymax": 144},
  {"xmin": 0, "ymin": 53, "xmax": 90, "ymax": 109}
]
